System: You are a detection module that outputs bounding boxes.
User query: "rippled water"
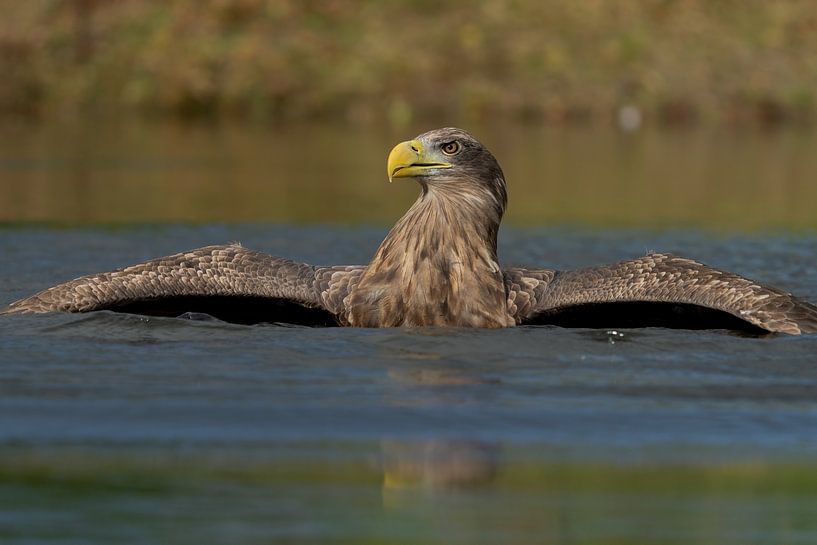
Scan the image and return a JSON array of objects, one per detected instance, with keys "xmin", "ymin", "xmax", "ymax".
[{"xmin": 2, "ymin": 226, "xmax": 817, "ymax": 544}]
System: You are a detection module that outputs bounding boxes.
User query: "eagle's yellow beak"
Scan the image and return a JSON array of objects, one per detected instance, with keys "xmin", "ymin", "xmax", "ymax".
[{"xmin": 387, "ymin": 139, "xmax": 452, "ymax": 182}]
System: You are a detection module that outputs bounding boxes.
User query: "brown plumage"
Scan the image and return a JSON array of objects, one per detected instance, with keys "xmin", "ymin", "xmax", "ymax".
[{"xmin": 3, "ymin": 127, "xmax": 817, "ymax": 334}]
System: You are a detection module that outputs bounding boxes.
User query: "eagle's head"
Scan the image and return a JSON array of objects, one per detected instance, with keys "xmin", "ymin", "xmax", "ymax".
[{"xmin": 387, "ymin": 127, "xmax": 507, "ymax": 215}]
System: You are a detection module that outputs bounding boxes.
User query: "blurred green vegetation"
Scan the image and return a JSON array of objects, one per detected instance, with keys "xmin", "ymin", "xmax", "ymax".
[
  {"xmin": 3, "ymin": 446, "xmax": 817, "ymax": 544},
  {"xmin": 4, "ymin": 445, "xmax": 817, "ymax": 495},
  {"xmin": 2, "ymin": 0, "xmax": 817, "ymax": 125}
]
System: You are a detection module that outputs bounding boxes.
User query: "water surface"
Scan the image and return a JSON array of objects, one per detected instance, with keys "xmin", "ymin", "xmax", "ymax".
[
  {"xmin": 1, "ymin": 121, "xmax": 817, "ymax": 229},
  {"xmin": 2, "ymin": 121, "xmax": 817, "ymax": 543},
  {"xmin": 2, "ymin": 226, "xmax": 817, "ymax": 544}
]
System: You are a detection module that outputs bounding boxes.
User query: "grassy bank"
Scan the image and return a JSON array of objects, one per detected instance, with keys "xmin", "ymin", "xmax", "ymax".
[{"xmin": 2, "ymin": 0, "xmax": 817, "ymax": 126}]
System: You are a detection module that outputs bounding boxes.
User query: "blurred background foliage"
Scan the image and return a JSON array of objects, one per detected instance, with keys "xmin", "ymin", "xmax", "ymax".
[
  {"xmin": 2, "ymin": 0, "xmax": 817, "ymax": 126},
  {"xmin": 2, "ymin": 0, "xmax": 817, "ymax": 228}
]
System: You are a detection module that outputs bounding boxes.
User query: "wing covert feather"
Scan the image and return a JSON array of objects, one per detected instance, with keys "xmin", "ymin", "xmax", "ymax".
[
  {"xmin": 509, "ymin": 253, "xmax": 817, "ymax": 334},
  {"xmin": 3, "ymin": 244, "xmax": 361, "ymax": 318}
]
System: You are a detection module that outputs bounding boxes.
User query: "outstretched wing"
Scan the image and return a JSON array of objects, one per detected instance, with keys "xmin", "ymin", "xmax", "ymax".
[
  {"xmin": 506, "ymin": 253, "xmax": 817, "ymax": 335},
  {"xmin": 2, "ymin": 244, "xmax": 364, "ymax": 326}
]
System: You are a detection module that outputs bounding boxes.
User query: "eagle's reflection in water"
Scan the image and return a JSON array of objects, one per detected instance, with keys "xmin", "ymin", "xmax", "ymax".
[{"xmin": 380, "ymin": 439, "xmax": 501, "ymax": 506}]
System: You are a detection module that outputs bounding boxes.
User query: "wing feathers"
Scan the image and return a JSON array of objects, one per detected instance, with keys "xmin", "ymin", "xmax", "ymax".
[
  {"xmin": 3, "ymin": 245, "xmax": 328, "ymax": 316},
  {"xmin": 315, "ymin": 266, "xmax": 365, "ymax": 319},
  {"xmin": 5, "ymin": 247, "xmax": 816, "ymax": 334},
  {"xmin": 510, "ymin": 253, "xmax": 817, "ymax": 334}
]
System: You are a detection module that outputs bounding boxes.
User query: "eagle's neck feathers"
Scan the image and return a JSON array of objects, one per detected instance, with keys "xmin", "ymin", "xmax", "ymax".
[{"xmin": 346, "ymin": 178, "xmax": 512, "ymax": 327}]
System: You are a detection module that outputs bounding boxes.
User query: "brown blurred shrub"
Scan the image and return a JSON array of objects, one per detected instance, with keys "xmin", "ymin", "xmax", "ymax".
[{"xmin": 2, "ymin": 0, "xmax": 817, "ymax": 125}]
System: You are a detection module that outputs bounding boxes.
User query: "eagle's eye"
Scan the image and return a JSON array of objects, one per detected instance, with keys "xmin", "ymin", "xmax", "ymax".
[{"xmin": 441, "ymin": 141, "xmax": 460, "ymax": 155}]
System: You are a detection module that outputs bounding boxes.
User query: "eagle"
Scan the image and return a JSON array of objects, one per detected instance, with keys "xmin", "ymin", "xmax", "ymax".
[{"xmin": 3, "ymin": 128, "xmax": 816, "ymax": 335}]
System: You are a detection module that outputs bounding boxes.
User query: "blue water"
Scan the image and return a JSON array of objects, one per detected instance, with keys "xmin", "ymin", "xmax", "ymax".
[{"xmin": 1, "ymin": 226, "xmax": 817, "ymax": 544}]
